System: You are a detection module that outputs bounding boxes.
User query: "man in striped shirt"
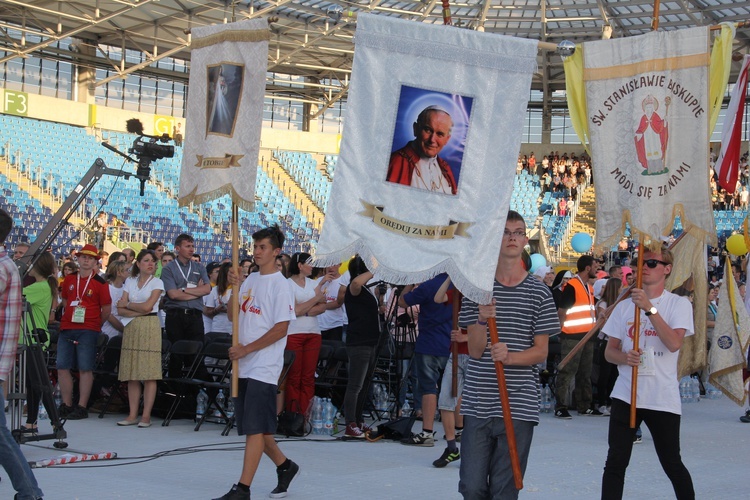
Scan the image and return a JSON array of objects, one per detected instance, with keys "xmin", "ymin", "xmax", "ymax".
[
  {"xmin": 458, "ymin": 210, "xmax": 559, "ymax": 499},
  {"xmin": 0, "ymin": 208, "xmax": 44, "ymax": 499}
]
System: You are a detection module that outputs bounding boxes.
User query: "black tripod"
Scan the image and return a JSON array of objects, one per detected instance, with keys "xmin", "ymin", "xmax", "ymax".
[{"xmin": 9, "ymin": 299, "xmax": 67, "ymax": 448}]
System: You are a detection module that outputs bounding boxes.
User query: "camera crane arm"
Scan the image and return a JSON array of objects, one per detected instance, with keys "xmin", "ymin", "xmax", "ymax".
[{"xmin": 17, "ymin": 157, "xmax": 135, "ymax": 279}]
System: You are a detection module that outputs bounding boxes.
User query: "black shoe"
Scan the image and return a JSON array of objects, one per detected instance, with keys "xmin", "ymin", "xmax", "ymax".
[
  {"xmin": 269, "ymin": 460, "xmax": 299, "ymax": 498},
  {"xmin": 212, "ymin": 484, "xmax": 250, "ymax": 500},
  {"xmin": 554, "ymin": 408, "xmax": 572, "ymax": 419},
  {"xmin": 66, "ymin": 405, "xmax": 88, "ymax": 420},
  {"xmin": 740, "ymin": 410, "xmax": 750, "ymax": 423},
  {"xmin": 58, "ymin": 403, "xmax": 73, "ymax": 418},
  {"xmin": 401, "ymin": 431, "xmax": 435, "ymax": 447},
  {"xmin": 432, "ymin": 447, "xmax": 461, "ymax": 468},
  {"xmin": 579, "ymin": 408, "xmax": 605, "ymax": 416}
]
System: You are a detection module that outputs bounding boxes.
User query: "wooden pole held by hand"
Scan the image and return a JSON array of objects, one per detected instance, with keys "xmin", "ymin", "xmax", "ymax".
[
  {"xmin": 451, "ymin": 290, "xmax": 462, "ymax": 397},
  {"xmin": 231, "ymin": 203, "xmax": 239, "ymax": 398},
  {"xmin": 630, "ymin": 240, "xmax": 645, "ymax": 428},
  {"xmin": 487, "ymin": 317, "xmax": 523, "ymax": 490}
]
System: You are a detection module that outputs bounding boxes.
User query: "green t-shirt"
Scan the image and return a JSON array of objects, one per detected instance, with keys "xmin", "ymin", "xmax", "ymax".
[{"xmin": 22, "ymin": 281, "xmax": 53, "ymax": 347}]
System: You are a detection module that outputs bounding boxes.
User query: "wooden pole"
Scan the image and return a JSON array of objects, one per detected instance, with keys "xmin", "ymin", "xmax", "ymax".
[
  {"xmin": 231, "ymin": 203, "xmax": 239, "ymax": 398},
  {"xmin": 557, "ymin": 287, "xmax": 633, "ymax": 370},
  {"xmin": 630, "ymin": 240, "xmax": 645, "ymax": 428},
  {"xmin": 486, "ymin": 317, "xmax": 523, "ymax": 490},
  {"xmin": 451, "ymin": 290, "xmax": 462, "ymax": 397},
  {"xmin": 441, "ymin": 0, "xmax": 452, "ymax": 26},
  {"xmin": 652, "ymin": 0, "xmax": 662, "ymax": 31}
]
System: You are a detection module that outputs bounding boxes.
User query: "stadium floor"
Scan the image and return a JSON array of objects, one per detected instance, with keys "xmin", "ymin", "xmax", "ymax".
[{"xmin": 1, "ymin": 394, "xmax": 745, "ymax": 499}]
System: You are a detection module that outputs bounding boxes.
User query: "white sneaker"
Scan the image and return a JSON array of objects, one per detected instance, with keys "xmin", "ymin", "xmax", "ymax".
[{"xmin": 598, "ymin": 406, "xmax": 610, "ymax": 416}]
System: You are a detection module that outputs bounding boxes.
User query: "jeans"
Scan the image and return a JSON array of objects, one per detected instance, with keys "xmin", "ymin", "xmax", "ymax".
[
  {"xmin": 459, "ymin": 415, "xmax": 535, "ymax": 500},
  {"xmin": 555, "ymin": 336, "xmax": 593, "ymax": 412},
  {"xmin": 343, "ymin": 345, "xmax": 377, "ymax": 424},
  {"xmin": 0, "ymin": 384, "xmax": 43, "ymax": 500},
  {"xmin": 601, "ymin": 399, "xmax": 694, "ymax": 500}
]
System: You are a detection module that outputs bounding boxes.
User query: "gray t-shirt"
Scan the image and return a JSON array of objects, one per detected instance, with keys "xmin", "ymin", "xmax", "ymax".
[{"xmin": 161, "ymin": 258, "xmax": 209, "ymax": 311}]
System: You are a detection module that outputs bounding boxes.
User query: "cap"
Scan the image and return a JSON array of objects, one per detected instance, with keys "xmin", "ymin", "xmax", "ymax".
[
  {"xmin": 563, "ymin": 271, "xmax": 573, "ymax": 278},
  {"xmin": 206, "ymin": 262, "xmax": 221, "ymax": 274},
  {"xmin": 533, "ymin": 266, "xmax": 552, "ymax": 279},
  {"xmin": 76, "ymin": 244, "xmax": 99, "ymax": 258}
]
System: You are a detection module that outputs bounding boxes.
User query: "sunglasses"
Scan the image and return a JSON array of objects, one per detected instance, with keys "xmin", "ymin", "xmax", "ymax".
[{"xmin": 644, "ymin": 259, "xmax": 668, "ymax": 268}]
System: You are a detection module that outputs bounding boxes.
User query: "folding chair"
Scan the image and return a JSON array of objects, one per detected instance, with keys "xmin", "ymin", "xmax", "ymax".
[
  {"xmin": 194, "ymin": 342, "xmax": 232, "ymax": 432},
  {"xmin": 95, "ymin": 336, "xmax": 125, "ymax": 418},
  {"xmin": 160, "ymin": 340, "xmax": 205, "ymax": 426}
]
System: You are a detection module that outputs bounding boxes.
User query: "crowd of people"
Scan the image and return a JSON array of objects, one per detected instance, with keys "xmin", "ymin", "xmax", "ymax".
[{"xmin": 2, "ymin": 197, "xmax": 748, "ymax": 500}]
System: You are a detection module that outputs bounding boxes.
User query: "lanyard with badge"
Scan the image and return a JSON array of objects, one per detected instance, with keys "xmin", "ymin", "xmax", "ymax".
[
  {"xmin": 71, "ymin": 273, "xmax": 93, "ymax": 323},
  {"xmin": 177, "ymin": 260, "xmax": 196, "ymax": 289}
]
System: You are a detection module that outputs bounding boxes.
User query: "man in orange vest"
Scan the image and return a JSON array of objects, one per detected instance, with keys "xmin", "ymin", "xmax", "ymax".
[{"xmin": 554, "ymin": 255, "xmax": 603, "ymax": 419}]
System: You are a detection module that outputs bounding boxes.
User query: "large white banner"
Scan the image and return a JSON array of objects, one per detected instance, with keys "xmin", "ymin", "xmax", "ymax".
[
  {"xmin": 179, "ymin": 19, "xmax": 269, "ymax": 211},
  {"xmin": 583, "ymin": 27, "xmax": 716, "ymax": 248},
  {"xmin": 314, "ymin": 15, "xmax": 538, "ymax": 303}
]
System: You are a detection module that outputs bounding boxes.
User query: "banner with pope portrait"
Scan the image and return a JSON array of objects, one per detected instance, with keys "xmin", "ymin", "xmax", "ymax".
[{"xmin": 313, "ymin": 14, "xmax": 539, "ymax": 303}]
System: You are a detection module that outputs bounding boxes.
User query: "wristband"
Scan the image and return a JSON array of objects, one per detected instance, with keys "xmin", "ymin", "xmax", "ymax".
[{"xmin": 477, "ymin": 319, "xmax": 488, "ymax": 326}]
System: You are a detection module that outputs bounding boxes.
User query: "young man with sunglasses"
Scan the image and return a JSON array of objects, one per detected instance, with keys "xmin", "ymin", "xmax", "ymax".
[{"xmin": 600, "ymin": 247, "xmax": 695, "ymax": 499}]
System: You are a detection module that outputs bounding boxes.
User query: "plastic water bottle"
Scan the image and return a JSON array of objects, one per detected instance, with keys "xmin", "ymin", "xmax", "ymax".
[
  {"xmin": 543, "ymin": 386, "xmax": 552, "ymax": 413},
  {"xmin": 196, "ymin": 389, "xmax": 208, "ymax": 418},
  {"xmin": 215, "ymin": 390, "xmax": 226, "ymax": 417},
  {"xmin": 323, "ymin": 398, "xmax": 334, "ymax": 435},
  {"xmin": 680, "ymin": 377, "xmax": 689, "ymax": 404},
  {"xmin": 38, "ymin": 401, "xmax": 48, "ymax": 420},
  {"xmin": 401, "ymin": 399, "xmax": 411, "ymax": 417},
  {"xmin": 691, "ymin": 377, "xmax": 700, "ymax": 403},
  {"xmin": 53, "ymin": 384, "xmax": 62, "ymax": 410},
  {"xmin": 311, "ymin": 397, "xmax": 323, "ymax": 435},
  {"xmin": 226, "ymin": 396, "xmax": 235, "ymax": 419}
]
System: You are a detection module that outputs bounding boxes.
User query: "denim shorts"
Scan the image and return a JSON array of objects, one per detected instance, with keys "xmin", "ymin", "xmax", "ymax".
[
  {"xmin": 56, "ymin": 329, "xmax": 99, "ymax": 371},
  {"xmin": 235, "ymin": 378, "xmax": 278, "ymax": 436},
  {"xmin": 438, "ymin": 353, "xmax": 470, "ymax": 411},
  {"xmin": 414, "ymin": 353, "xmax": 448, "ymax": 398}
]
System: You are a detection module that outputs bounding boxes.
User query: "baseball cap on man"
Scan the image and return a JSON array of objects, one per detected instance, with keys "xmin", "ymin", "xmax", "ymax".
[{"xmin": 76, "ymin": 244, "xmax": 99, "ymax": 258}]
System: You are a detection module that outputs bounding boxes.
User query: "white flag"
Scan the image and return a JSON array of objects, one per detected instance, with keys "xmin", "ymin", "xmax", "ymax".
[
  {"xmin": 313, "ymin": 14, "xmax": 538, "ymax": 303},
  {"xmin": 581, "ymin": 27, "xmax": 716, "ymax": 249},
  {"xmin": 179, "ymin": 19, "xmax": 269, "ymax": 211},
  {"xmin": 709, "ymin": 259, "xmax": 749, "ymax": 406}
]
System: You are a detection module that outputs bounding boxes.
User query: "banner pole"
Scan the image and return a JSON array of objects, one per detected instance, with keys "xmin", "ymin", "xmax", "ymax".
[
  {"xmin": 487, "ymin": 317, "xmax": 523, "ymax": 490},
  {"xmin": 231, "ymin": 202, "xmax": 239, "ymax": 398},
  {"xmin": 451, "ymin": 290, "xmax": 462, "ymax": 397},
  {"xmin": 630, "ymin": 239, "xmax": 645, "ymax": 428}
]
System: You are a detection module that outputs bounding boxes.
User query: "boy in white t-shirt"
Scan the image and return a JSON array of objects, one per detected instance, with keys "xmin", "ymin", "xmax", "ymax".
[
  {"xmin": 214, "ymin": 226, "xmax": 298, "ymax": 500},
  {"xmin": 600, "ymin": 247, "xmax": 694, "ymax": 499}
]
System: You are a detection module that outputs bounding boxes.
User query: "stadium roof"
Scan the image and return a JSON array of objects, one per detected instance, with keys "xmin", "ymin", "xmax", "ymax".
[{"xmin": 2, "ymin": 1, "xmax": 750, "ymax": 113}]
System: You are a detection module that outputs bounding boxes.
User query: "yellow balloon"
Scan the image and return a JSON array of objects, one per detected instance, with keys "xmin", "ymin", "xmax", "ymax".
[
  {"xmin": 338, "ymin": 260, "xmax": 350, "ymax": 275},
  {"xmin": 726, "ymin": 233, "xmax": 748, "ymax": 256}
]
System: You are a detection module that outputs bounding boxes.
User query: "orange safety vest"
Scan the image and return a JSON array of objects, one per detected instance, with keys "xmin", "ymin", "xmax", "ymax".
[{"xmin": 561, "ymin": 276, "xmax": 596, "ymax": 335}]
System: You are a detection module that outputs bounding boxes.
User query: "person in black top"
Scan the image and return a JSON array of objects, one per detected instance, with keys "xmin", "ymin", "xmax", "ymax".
[{"xmin": 342, "ymin": 255, "xmax": 383, "ymax": 439}]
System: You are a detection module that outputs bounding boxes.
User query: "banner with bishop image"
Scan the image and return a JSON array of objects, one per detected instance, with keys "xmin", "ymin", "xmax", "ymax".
[
  {"xmin": 179, "ymin": 19, "xmax": 269, "ymax": 211},
  {"xmin": 564, "ymin": 26, "xmax": 732, "ymax": 249},
  {"xmin": 312, "ymin": 14, "xmax": 538, "ymax": 303}
]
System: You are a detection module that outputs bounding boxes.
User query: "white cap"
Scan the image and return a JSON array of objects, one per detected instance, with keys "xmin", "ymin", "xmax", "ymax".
[{"xmin": 533, "ymin": 265, "xmax": 552, "ymax": 279}]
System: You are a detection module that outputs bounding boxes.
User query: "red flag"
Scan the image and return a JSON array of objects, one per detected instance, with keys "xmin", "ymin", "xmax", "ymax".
[{"xmin": 716, "ymin": 55, "xmax": 750, "ymax": 194}]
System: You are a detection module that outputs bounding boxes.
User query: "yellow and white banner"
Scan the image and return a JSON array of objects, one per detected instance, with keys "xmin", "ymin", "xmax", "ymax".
[
  {"xmin": 313, "ymin": 14, "xmax": 538, "ymax": 303},
  {"xmin": 709, "ymin": 259, "xmax": 749, "ymax": 406},
  {"xmin": 179, "ymin": 19, "xmax": 269, "ymax": 211},
  {"xmin": 566, "ymin": 27, "xmax": 720, "ymax": 249}
]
